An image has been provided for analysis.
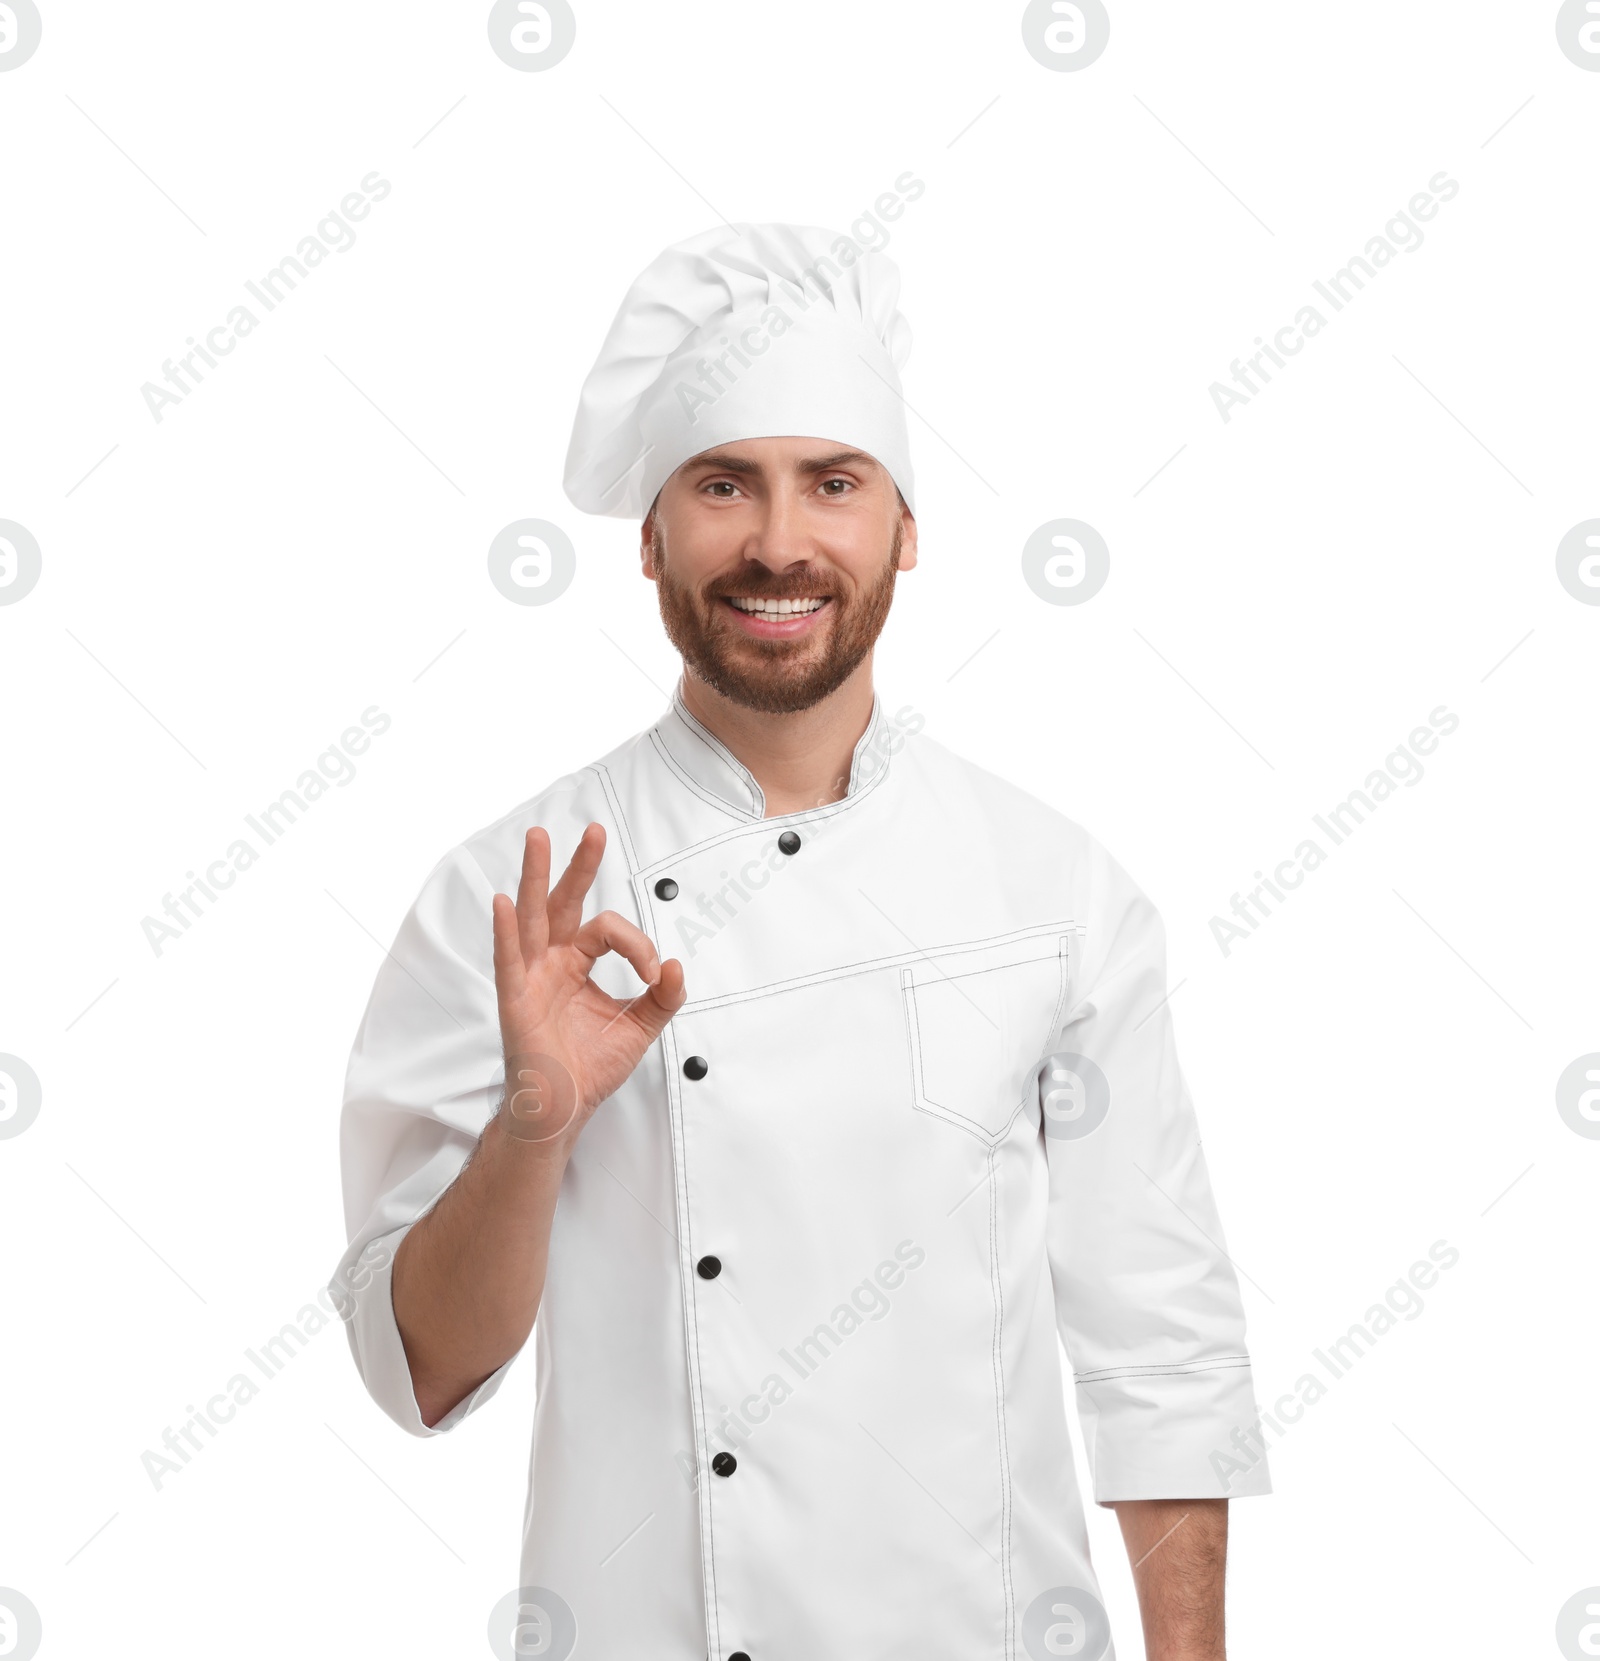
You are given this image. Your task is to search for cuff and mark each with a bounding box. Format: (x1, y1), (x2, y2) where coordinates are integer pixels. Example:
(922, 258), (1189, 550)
(335, 1223), (515, 1438)
(1075, 1356), (1274, 1501)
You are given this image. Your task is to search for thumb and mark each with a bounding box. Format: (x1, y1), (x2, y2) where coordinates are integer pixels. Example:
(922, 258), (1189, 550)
(622, 957), (686, 1040)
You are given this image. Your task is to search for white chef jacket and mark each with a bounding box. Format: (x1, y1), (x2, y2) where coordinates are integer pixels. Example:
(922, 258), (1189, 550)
(331, 680), (1270, 1661)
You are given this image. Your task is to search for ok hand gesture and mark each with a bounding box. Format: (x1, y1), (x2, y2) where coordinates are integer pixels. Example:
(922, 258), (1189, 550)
(491, 822), (686, 1150)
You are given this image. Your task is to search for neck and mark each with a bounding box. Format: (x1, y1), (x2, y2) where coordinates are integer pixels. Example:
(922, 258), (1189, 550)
(678, 660), (875, 818)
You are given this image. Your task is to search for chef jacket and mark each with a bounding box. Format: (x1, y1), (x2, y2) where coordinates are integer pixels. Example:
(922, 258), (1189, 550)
(331, 679), (1270, 1661)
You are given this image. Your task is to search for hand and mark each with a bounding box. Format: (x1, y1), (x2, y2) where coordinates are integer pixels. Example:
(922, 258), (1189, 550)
(491, 822), (685, 1151)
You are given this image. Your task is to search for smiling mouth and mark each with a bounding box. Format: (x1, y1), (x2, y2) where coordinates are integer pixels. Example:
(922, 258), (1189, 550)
(723, 596), (829, 618)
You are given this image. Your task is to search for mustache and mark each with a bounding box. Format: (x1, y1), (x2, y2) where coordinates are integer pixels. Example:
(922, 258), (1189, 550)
(706, 579), (840, 601)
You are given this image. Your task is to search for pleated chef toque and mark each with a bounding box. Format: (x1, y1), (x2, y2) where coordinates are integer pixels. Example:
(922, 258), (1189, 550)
(562, 222), (916, 520)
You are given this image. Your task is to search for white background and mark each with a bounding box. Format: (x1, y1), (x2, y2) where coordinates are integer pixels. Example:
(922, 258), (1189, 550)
(2, 2), (1596, 1657)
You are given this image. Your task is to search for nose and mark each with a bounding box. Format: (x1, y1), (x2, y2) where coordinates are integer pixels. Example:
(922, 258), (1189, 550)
(741, 482), (813, 575)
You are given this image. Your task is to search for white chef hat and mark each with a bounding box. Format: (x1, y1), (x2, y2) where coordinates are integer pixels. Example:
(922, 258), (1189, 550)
(562, 222), (915, 519)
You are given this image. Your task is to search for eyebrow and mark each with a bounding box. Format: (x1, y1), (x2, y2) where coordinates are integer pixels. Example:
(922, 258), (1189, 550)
(685, 448), (880, 478)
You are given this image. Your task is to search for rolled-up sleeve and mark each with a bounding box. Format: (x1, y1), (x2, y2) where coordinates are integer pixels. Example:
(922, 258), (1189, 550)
(328, 843), (518, 1437)
(1043, 834), (1271, 1501)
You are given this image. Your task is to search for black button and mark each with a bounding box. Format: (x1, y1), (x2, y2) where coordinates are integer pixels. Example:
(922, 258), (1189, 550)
(696, 1255), (721, 1279)
(711, 1451), (737, 1477)
(777, 830), (801, 855)
(729, 1654), (751, 1661)
(683, 1055), (709, 1080)
(654, 877), (678, 900)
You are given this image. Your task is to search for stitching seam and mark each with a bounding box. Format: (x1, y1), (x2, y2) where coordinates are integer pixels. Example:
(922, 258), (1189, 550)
(662, 1013), (719, 1653)
(601, 761), (720, 1651)
(1073, 1356), (1253, 1382)
(672, 690), (768, 816)
(648, 730), (757, 825)
(680, 920), (1078, 1016)
(590, 762), (641, 874)
(637, 740), (897, 873)
(988, 1146), (1017, 1658)
(901, 936), (1073, 1146)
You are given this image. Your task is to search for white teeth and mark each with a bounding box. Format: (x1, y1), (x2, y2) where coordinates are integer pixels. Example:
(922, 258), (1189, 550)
(728, 597), (825, 616)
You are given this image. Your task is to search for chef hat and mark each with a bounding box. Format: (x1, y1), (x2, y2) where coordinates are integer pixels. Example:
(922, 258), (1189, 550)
(563, 222), (915, 519)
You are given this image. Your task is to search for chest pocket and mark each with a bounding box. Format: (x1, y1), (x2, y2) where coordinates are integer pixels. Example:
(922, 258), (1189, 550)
(899, 929), (1073, 1143)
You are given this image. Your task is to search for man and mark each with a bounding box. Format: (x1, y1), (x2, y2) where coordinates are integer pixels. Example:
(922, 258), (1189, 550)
(332, 222), (1270, 1661)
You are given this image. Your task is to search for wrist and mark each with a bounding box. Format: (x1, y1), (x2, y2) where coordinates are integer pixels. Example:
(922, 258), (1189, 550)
(499, 1049), (585, 1151)
(481, 1098), (579, 1173)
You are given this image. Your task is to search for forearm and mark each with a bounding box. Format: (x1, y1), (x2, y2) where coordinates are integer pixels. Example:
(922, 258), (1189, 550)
(391, 1106), (570, 1427)
(1110, 1497), (1228, 1661)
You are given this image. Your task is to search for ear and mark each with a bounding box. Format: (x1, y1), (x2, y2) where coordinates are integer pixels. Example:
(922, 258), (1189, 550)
(895, 501), (918, 573)
(640, 511), (659, 580)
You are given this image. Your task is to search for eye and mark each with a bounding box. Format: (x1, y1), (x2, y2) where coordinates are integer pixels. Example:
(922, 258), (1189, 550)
(819, 476), (853, 497)
(704, 479), (741, 499)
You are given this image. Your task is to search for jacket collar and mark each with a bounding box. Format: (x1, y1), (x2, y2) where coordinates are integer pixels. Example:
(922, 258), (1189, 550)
(651, 676), (893, 822)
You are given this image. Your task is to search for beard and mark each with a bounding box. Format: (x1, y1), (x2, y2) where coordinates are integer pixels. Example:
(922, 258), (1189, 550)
(651, 519), (902, 715)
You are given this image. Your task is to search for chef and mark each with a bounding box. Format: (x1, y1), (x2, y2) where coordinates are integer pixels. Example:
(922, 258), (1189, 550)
(331, 222), (1270, 1661)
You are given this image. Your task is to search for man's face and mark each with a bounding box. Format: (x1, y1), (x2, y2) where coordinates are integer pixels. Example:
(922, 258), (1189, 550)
(641, 436), (918, 715)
